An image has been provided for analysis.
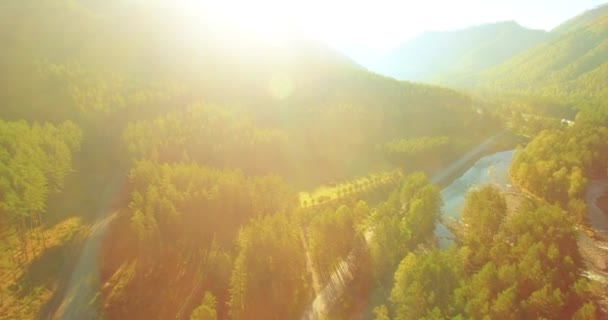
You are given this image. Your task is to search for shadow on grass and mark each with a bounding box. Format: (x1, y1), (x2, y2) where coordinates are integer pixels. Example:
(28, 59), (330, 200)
(35, 236), (85, 320)
(13, 240), (78, 299)
(45, 171), (128, 226)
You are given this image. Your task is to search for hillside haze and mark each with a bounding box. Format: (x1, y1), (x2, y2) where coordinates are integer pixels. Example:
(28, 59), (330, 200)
(481, 3), (608, 107)
(0, 0), (493, 189)
(370, 21), (549, 86)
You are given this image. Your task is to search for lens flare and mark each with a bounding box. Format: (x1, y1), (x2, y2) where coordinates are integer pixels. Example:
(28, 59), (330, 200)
(268, 73), (294, 100)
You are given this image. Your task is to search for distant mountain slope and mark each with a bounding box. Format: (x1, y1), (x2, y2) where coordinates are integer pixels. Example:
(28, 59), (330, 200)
(552, 3), (608, 35)
(371, 21), (549, 86)
(481, 4), (608, 107)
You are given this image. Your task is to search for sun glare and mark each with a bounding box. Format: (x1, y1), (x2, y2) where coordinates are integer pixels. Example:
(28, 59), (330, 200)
(179, 0), (298, 44)
(175, 0), (419, 51)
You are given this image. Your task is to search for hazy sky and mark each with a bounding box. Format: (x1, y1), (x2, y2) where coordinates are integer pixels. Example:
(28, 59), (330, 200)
(186, 0), (606, 50)
(300, 0), (608, 50)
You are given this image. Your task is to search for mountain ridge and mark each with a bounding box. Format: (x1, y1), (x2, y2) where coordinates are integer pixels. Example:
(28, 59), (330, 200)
(480, 3), (608, 107)
(369, 21), (549, 86)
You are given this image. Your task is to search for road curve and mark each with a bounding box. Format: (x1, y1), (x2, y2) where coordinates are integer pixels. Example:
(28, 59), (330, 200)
(41, 171), (126, 320)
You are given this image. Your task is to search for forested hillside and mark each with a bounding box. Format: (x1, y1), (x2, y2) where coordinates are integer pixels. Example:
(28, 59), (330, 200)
(371, 21), (548, 86)
(481, 4), (608, 109)
(0, 1), (502, 319)
(0, 0), (498, 186)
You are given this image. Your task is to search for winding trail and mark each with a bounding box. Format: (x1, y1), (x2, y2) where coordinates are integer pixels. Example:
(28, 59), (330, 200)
(41, 172), (126, 320)
(301, 230), (323, 295)
(51, 212), (118, 320)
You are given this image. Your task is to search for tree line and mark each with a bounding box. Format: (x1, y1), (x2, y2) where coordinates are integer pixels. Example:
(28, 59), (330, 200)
(0, 119), (81, 274)
(510, 109), (608, 224)
(372, 185), (597, 320)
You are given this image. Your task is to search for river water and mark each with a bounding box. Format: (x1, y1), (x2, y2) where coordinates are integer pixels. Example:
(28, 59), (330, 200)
(587, 180), (608, 234)
(435, 149), (515, 246)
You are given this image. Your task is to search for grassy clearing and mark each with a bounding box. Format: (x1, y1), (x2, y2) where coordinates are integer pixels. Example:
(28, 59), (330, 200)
(298, 169), (403, 207)
(0, 217), (85, 320)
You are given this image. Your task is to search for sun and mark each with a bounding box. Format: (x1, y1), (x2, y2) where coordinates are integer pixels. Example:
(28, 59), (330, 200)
(174, 0), (400, 50)
(179, 0), (296, 44)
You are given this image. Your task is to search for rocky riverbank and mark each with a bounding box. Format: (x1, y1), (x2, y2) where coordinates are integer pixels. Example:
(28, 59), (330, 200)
(579, 179), (608, 316)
